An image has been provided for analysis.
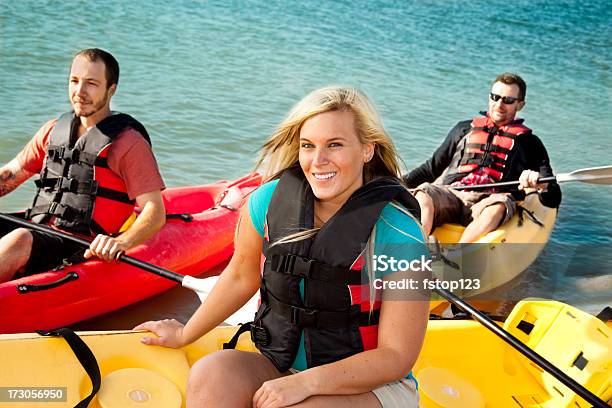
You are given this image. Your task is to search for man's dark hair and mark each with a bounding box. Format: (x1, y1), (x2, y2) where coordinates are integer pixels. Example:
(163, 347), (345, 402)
(493, 72), (526, 101)
(73, 48), (120, 88)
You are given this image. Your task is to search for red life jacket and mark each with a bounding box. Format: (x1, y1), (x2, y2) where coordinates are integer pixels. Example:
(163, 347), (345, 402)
(27, 112), (151, 236)
(229, 166), (420, 373)
(455, 115), (531, 181)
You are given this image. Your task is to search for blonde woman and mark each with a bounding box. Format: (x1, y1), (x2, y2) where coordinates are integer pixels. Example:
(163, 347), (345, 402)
(135, 86), (430, 407)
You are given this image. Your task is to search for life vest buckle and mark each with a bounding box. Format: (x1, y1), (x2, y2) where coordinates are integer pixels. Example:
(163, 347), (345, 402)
(275, 254), (315, 278)
(58, 177), (79, 193)
(89, 181), (99, 195)
(487, 125), (499, 136)
(48, 146), (65, 162)
(66, 148), (80, 163)
(292, 256), (314, 278)
(481, 155), (495, 166)
(49, 201), (59, 215)
(290, 305), (318, 328)
(250, 324), (271, 346)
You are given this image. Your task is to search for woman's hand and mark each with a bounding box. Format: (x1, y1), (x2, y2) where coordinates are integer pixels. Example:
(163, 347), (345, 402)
(253, 374), (313, 408)
(133, 319), (186, 348)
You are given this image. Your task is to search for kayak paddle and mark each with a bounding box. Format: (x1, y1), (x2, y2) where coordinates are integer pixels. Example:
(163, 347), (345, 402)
(449, 164), (612, 191)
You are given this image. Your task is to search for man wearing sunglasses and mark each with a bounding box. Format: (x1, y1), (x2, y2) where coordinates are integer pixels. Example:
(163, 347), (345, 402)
(403, 72), (561, 243)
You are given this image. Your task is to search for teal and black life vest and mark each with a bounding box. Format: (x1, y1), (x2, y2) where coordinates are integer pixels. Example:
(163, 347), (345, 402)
(26, 111), (151, 236)
(225, 166), (421, 373)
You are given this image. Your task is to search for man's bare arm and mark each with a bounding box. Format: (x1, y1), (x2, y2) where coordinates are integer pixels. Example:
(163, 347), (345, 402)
(0, 159), (36, 197)
(84, 190), (166, 262)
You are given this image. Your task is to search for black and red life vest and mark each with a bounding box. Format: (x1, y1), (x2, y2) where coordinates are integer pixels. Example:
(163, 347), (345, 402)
(26, 111), (151, 236)
(237, 166), (420, 373)
(450, 115), (531, 182)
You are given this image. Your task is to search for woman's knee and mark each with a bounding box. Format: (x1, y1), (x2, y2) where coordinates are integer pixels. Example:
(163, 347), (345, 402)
(187, 350), (277, 406)
(188, 351), (238, 395)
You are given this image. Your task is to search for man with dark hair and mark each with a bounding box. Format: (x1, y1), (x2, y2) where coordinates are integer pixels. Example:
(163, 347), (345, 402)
(0, 48), (166, 283)
(74, 48), (120, 88)
(404, 72), (561, 242)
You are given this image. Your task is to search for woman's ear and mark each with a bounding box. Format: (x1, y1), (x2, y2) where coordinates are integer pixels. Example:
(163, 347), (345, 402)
(364, 143), (375, 163)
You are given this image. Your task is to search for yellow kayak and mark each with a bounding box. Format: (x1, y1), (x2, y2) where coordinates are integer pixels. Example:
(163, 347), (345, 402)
(415, 300), (611, 407)
(431, 191), (558, 300)
(1, 300), (609, 407)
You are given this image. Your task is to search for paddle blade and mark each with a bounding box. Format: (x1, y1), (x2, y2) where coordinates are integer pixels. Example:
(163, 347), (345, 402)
(557, 165), (612, 185)
(181, 275), (259, 325)
(181, 275), (216, 302)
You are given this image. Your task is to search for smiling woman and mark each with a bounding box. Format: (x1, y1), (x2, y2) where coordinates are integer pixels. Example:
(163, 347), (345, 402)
(136, 86), (430, 408)
(298, 110), (375, 220)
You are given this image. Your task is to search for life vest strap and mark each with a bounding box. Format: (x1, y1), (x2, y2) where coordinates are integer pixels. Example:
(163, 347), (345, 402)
(96, 187), (134, 204)
(46, 144), (109, 168)
(267, 291), (379, 329)
(269, 254), (363, 285)
(223, 322), (272, 350)
(462, 154), (506, 171)
(28, 202), (87, 222)
(35, 177), (99, 195)
(34, 178), (133, 204)
(465, 143), (511, 155)
(470, 126), (520, 139)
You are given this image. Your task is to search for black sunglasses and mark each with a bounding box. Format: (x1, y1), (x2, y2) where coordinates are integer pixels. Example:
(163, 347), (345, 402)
(490, 93), (521, 105)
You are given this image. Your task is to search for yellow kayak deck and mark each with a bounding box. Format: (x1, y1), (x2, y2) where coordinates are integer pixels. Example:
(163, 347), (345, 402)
(415, 300), (611, 407)
(1, 300), (609, 407)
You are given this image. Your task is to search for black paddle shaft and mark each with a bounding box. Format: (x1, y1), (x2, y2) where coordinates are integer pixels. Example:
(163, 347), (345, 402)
(435, 287), (608, 407)
(0, 212), (184, 284)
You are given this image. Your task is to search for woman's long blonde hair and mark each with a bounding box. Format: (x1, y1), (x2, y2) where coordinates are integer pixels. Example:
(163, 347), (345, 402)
(256, 87), (416, 314)
(255, 86), (403, 182)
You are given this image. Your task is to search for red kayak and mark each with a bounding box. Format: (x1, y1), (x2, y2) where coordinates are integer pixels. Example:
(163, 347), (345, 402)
(0, 173), (261, 333)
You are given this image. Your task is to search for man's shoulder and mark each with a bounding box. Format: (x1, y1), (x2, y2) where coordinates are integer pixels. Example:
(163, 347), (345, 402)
(519, 133), (549, 154)
(39, 118), (59, 135)
(106, 127), (156, 169)
(33, 118), (59, 147)
(446, 119), (473, 140)
(514, 124), (542, 142)
(449, 118), (473, 131)
(112, 127), (152, 149)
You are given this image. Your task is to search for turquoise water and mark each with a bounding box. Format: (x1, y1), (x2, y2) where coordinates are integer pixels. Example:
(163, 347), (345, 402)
(1, 1), (610, 310)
